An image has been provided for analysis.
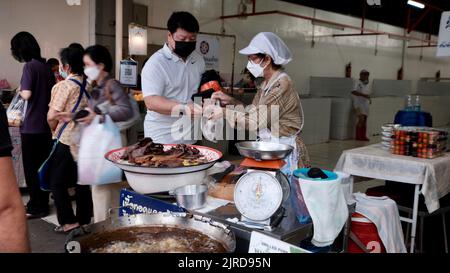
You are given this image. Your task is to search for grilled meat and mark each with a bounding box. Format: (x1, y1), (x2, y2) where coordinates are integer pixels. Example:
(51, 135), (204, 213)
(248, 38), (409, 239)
(123, 139), (207, 167)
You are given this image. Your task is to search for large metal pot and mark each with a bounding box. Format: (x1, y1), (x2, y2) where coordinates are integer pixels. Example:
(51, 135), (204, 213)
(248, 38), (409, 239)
(65, 212), (236, 253)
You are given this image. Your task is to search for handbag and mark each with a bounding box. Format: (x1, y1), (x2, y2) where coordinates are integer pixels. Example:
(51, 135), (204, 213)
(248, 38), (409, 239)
(38, 79), (89, 191)
(96, 79), (140, 131)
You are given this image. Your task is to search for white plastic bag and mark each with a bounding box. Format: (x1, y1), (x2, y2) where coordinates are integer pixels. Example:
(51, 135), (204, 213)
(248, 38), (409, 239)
(6, 90), (27, 127)
(78, 115), (123, 185)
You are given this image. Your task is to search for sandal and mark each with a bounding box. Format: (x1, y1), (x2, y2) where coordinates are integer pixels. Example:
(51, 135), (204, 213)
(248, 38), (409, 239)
(54, 225), (80, 234)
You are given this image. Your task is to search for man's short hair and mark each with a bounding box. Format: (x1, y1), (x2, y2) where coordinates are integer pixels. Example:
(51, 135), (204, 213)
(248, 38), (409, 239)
(167, 11), (200, 34)
(360, 69), (370, 75)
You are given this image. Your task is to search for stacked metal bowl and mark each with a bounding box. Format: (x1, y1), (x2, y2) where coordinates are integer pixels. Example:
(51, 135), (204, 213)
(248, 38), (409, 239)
(381, 123), (401, 151)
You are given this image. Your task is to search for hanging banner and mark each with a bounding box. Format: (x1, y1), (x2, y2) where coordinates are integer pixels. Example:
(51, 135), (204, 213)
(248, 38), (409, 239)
(129, 24), (148, 56)
(196, 34), (220, 70)
(437, 11), (450, 57)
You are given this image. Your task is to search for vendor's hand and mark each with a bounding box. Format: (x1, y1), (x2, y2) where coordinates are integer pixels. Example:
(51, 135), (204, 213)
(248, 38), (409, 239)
(211, 91), (235, 106)
(76, 108), (96, 125)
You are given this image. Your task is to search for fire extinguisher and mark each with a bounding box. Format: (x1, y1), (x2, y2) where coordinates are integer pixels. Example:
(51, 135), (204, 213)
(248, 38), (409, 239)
(345, 63), (352, 78)
(397, 67), (403, 80)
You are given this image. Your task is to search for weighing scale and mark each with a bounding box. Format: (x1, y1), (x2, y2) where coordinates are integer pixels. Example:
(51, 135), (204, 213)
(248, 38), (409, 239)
(234, 156), (292, 231)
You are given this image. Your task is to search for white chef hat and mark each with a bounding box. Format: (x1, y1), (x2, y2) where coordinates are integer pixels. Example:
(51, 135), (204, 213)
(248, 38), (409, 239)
(360, 69), (370, 75)
(239, 32), (293, 66)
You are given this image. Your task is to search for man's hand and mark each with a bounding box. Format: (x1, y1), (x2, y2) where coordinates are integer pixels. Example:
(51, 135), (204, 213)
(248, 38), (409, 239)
(171, 103), (202, 119)
(145, 95), (184, 116)
(352, 91), (371, 102)
(186, 102), (203, 119)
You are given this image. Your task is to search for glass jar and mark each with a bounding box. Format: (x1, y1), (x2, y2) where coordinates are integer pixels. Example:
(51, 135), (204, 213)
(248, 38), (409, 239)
(413, 95), (421, 112)
(404, 95), (414, 111)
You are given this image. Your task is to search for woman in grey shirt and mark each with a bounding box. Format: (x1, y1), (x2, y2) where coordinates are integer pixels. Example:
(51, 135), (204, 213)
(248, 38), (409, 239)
(79, 45), (133, 124)
(83, 45), (134, 223)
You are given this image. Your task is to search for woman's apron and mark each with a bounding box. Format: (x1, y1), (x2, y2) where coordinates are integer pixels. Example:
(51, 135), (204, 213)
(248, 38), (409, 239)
(257, 72), (302, 177)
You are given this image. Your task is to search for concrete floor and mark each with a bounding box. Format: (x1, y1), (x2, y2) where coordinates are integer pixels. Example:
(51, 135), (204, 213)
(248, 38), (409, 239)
(24, 139), (385, 253)
(28, 219), (68, 253)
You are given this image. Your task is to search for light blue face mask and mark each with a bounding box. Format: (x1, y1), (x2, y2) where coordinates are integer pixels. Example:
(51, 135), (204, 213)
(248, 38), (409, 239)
(59, 66), (68, 79)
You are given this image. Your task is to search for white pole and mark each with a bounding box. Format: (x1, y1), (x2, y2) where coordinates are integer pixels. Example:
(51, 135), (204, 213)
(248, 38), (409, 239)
(115, 0), (123, 79)
(88, 0), (96, 45)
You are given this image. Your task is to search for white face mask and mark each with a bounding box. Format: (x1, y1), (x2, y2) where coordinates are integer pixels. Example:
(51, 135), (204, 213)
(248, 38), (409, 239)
(59, 66), (68, 79)
(84, 66), (101, 81)
(246, 59), (267, 78)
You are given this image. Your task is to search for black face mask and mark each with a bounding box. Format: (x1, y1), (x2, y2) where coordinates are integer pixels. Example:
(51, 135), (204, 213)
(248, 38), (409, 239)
(174, 41), (196, 58)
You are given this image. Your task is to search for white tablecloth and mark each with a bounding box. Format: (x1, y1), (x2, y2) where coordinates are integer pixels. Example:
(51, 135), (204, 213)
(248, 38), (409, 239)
(335, 144), (450, 213)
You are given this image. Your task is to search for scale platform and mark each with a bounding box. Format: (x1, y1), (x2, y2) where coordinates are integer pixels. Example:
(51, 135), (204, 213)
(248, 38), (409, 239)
(240, 158), (286, 170)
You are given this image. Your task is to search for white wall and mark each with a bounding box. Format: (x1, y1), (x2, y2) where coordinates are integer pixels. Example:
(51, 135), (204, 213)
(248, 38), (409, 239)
(134, 0), (450, 95)
(0, 0), (93, 87)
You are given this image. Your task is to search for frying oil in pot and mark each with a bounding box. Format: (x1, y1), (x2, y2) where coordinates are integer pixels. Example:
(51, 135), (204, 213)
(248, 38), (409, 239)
(86, 227), (227, 253)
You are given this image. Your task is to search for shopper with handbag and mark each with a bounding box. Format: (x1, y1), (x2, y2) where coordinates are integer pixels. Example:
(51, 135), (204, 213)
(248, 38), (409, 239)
(56, 45), (134, 223)
(46, 47), (92, 233)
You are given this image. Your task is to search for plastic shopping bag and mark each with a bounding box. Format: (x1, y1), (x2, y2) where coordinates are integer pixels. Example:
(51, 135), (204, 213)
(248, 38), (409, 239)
(78, 115), (123, 185)
(6, 91), (27, 127)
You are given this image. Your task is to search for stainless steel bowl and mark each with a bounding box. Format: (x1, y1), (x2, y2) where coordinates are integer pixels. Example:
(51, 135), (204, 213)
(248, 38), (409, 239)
(235, 141), (294, 161)
(172, 184), (208, 210)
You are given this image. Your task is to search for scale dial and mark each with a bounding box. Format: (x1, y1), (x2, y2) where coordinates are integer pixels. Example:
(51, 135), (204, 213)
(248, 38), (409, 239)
(234, 171), (283, 222)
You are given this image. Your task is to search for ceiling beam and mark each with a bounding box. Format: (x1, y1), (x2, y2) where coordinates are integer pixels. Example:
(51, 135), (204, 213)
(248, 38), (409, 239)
(220, 9), (437, 44)
(408, 7), (432, 33)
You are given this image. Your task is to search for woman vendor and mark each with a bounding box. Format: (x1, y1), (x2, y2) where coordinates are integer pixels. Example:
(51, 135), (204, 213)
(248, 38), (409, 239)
(211, 32), (310, 174)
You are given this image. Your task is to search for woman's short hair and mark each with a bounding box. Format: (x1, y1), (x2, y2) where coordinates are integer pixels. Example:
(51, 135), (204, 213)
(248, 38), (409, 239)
(84, 45), (113, 73)
(69, 43), (85, 52)
(60, 47), (85, 75)
(255, 53), (282, 70)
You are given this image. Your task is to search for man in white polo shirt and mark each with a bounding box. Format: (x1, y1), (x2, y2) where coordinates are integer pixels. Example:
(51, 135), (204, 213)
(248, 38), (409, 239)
(142, 12), (205, 144)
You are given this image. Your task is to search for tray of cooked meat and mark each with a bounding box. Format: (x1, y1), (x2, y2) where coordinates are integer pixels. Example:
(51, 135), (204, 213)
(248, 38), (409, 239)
(105, 138), (223, 175)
